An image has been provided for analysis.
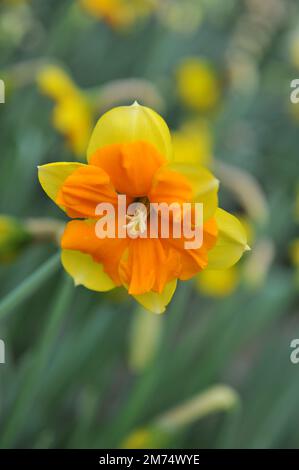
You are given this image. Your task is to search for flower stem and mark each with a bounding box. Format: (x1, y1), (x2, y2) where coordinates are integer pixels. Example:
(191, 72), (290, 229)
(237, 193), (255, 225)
(0, 253), (61, 321)
(24, 218), (64, 244)
(155, 385), (239, 432)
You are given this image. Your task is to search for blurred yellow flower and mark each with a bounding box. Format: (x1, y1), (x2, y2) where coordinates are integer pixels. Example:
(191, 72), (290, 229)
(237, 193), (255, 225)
(289, 98), (299, 127)
(176, 57), (221, 112)
(122, 428), (165, 449)
(289, 31), (299, 70)
(196, 266), (238, 297)
(295, 185), (299, 223)
(172, 119), (213, 167)
(38, 102), (248, 314)
(290, 240), (299, 287)
(0, 216), (31, 263)
(290, 239), (299, 268)
(37, 65), (93, 158)
(80, 0), (156, 28)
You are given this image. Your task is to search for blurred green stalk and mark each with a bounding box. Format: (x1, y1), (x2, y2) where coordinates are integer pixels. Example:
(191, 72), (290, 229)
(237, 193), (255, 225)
(1, 274), (73, 448)
(122, 385), (240, 449)
(0, 253), (60, 321)
(155, 385), (239, 432)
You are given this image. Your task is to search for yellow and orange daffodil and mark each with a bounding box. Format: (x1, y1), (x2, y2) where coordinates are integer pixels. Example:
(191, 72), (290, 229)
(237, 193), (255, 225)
(80, 0), (156, 29)
(38, 102), (248, 314)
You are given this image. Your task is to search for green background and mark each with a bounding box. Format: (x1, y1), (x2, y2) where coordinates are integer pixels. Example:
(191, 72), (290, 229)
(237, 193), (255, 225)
(0, 0), (298, 449)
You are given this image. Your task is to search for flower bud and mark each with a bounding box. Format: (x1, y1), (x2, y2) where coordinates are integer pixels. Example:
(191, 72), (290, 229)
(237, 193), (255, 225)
(0, 216), (32, 263)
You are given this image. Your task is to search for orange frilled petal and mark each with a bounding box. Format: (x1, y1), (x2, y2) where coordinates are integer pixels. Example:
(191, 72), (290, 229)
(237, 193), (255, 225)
(163, 217), (218, 281)
(60, 216), (217, 296)
(119, 237), (181, 296)
(89, 140), (166, 198)
(56, 165), (119, 218)
(118, 217), (217, 296)
(147, 166), (193, 206)
(61, 219), (128, 285)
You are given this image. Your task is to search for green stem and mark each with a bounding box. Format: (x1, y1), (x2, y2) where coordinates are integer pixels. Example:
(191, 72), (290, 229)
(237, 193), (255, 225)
(0, 253), (61, 321)
(1, 274), (73, 448)
(155, 385), (239, 432)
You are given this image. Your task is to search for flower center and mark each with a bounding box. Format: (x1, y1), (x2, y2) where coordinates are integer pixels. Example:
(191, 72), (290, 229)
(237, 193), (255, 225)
(125, 204), (148, 236)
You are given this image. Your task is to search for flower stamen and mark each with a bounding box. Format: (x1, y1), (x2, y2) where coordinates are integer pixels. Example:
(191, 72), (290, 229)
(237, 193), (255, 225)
(124, 205), (148, 236)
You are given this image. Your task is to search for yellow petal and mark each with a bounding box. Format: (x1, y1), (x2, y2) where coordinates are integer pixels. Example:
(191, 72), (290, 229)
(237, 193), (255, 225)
(61, 249), (116, 292)
(87, 101), (172, 162)
(133, 279), (177, 314)
(167, 162), (219, 221)
(207, 208), (249, 269)
(38, 162), (86, 208)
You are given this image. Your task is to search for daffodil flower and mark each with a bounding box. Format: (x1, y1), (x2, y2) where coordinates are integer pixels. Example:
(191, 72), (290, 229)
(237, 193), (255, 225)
(37, 65), (93, 158)
(80, 0), (156, 29)
(176, 57), (221, 112)
(0, 216), (32, 263)
(38, 102), (248, 314)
